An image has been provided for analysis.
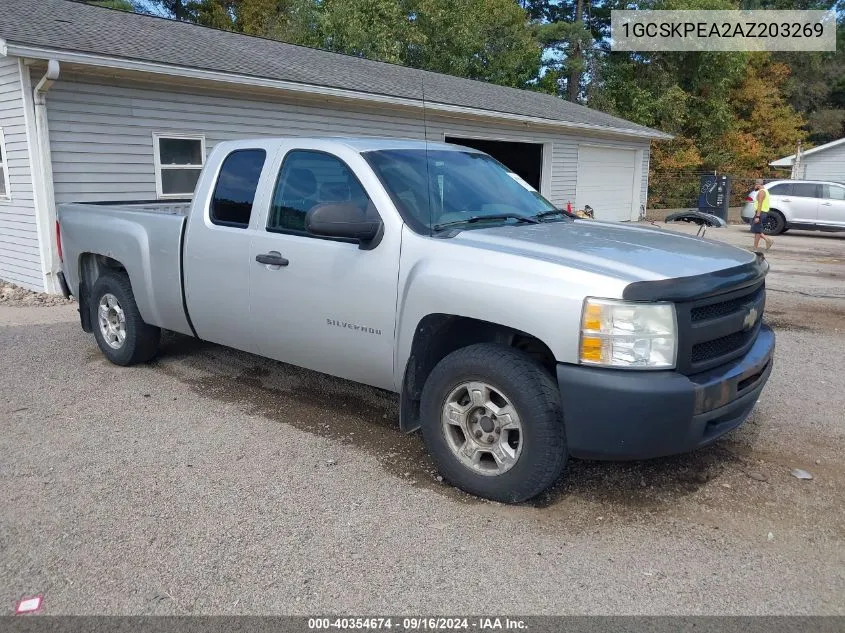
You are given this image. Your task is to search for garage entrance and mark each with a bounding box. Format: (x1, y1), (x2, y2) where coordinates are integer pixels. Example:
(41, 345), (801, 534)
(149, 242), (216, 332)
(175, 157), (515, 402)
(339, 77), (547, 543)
(576, 145), (639, 222)
(445, 136), (544, 191)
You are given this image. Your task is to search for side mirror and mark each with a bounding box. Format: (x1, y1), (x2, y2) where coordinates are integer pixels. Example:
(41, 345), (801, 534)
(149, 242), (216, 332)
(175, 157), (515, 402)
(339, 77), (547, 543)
(305, 203), (381, 244)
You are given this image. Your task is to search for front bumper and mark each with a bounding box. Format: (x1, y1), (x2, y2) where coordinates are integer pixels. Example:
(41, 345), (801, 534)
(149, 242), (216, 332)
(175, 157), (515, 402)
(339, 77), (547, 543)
(557, 325), (775, 460)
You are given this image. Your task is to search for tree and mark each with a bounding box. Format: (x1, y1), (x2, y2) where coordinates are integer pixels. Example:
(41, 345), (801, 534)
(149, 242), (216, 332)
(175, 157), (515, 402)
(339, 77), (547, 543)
(86, 0), (136, 10)
(145, 0), (539, 88)
(188, 0), (320, 43)
(318, 0), (410, 64)
(526, 0), (597, 101)
(716, 55), (807, 174)
(408, 0), (541, 87)
(146, 0), (192, 20)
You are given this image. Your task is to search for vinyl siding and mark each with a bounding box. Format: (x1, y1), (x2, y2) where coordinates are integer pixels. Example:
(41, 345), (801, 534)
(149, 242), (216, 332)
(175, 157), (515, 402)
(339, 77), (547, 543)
(0, 56), (41, 290)
(802, 143), (845, 182)
(552, 137), (649, 217)
(45, 71), (651, 215)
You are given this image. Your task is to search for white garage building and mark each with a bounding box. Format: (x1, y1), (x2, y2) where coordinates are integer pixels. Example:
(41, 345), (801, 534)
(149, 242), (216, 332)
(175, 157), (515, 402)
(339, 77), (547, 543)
(770, 137), (845, 182)
(0, 0), (668, 293)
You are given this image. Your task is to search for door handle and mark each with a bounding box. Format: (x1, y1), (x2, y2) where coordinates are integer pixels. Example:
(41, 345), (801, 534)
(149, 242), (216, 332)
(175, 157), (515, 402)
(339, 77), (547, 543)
(821, 202), (832, 206)
(256, 252), (289, 267)
(781, 198), (791, 202)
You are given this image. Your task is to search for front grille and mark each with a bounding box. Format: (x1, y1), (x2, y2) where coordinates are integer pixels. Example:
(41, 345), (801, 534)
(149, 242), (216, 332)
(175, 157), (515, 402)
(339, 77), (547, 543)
(691, 329), (755, 363)
(675, 281), (766, 375)
(690, 287), (764, 322)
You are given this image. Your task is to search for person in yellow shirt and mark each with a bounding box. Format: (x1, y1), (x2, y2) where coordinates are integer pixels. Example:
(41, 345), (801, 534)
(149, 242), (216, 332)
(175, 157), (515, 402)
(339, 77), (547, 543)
(751, 179), (774, 251)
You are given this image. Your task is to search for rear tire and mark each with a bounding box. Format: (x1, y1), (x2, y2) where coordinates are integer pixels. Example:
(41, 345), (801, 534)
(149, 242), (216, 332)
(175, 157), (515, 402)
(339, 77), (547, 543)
(763, 210), (786, 235)
(90, 272), (160, 366)
(420, 343), (567, 503)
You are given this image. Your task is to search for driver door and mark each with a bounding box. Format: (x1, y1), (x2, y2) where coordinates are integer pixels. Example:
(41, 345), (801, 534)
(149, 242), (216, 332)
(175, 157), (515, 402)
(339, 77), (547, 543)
(248, 147), (400, 390)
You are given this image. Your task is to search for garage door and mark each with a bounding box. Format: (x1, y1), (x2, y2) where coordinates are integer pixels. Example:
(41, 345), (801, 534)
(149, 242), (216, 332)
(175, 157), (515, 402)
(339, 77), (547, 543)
(576, 146), (638, 222)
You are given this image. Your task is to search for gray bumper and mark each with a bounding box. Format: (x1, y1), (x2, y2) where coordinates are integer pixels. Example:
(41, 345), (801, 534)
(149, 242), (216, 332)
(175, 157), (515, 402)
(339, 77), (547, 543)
(557, 325), (775, 460)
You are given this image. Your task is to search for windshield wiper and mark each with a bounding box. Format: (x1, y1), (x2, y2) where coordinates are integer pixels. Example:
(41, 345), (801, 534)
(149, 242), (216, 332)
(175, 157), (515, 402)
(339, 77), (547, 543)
(533, 208), (576, 221)
(432, 213), (539, 232)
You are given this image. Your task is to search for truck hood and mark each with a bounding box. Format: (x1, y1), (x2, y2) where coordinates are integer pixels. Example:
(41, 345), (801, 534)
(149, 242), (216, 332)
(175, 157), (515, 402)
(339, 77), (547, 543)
(451, 220), (756, 283)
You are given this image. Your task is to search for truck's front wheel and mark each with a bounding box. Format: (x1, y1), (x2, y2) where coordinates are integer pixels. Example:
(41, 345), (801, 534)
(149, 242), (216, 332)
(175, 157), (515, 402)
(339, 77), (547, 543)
(420, 344), (567, 503)
(90, 272), (160, 366)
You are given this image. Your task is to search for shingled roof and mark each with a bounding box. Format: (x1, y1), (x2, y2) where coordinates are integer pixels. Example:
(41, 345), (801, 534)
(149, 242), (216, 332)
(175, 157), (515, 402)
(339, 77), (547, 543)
(0, 0), (669, 139)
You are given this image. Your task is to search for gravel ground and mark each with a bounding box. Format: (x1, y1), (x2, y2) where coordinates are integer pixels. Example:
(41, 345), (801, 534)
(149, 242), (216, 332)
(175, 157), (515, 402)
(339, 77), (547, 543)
(0, 280), (75, 307)
(0, 225), (843, 615)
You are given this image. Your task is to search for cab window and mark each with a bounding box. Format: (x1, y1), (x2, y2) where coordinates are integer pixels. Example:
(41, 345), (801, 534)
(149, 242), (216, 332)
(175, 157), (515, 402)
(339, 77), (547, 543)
(268, 150), (375, 235)
(210, 149), (267, 228)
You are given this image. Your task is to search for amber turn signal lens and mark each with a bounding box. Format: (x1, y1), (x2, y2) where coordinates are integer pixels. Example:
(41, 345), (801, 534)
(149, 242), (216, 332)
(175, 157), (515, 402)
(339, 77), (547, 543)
(580, 336), (603, 362)
(583, 302), (603, 332)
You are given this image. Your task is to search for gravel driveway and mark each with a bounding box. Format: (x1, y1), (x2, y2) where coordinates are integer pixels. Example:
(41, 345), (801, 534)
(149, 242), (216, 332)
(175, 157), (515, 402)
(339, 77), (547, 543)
(1, 226), (843, 615)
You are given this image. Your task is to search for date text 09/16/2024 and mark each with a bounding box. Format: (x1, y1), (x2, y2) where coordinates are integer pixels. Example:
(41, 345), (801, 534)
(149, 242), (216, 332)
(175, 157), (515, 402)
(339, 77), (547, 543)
(307, 617), (528, 631)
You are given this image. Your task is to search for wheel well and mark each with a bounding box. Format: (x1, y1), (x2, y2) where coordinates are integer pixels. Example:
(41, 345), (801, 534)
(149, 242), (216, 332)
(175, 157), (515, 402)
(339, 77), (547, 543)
(77, 253), (127, 332)
(399, 314), (556, 432)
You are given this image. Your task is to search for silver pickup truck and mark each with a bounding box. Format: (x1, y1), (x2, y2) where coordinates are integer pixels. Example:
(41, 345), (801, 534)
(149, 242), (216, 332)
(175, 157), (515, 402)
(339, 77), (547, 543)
(57, 137), (775, 503)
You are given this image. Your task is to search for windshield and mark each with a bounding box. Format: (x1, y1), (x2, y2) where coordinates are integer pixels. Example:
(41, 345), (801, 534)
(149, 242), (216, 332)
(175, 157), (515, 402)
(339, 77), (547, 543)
(362, 149), (557, 234)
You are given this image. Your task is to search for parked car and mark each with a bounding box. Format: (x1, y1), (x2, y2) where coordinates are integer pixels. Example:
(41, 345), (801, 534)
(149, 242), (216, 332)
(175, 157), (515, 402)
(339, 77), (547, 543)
(56, 138), (775, 503)
(741, 179), (845, 235)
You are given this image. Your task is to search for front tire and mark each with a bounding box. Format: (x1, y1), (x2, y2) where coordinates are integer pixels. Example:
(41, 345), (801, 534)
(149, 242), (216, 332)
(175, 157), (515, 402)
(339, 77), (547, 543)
(90, 272), (160, 366)
(420, 343), (567, 503)
(763, 210), (786, 235)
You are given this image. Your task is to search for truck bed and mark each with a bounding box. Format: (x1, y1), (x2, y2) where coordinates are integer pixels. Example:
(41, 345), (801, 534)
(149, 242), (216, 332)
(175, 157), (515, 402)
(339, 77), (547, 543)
(57, 200), (193, 337)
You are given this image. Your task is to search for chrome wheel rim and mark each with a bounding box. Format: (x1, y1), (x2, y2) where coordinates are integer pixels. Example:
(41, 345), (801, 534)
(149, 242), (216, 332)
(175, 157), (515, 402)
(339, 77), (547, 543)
(98, 293), (127, 350)
(441, 381), (523, 476)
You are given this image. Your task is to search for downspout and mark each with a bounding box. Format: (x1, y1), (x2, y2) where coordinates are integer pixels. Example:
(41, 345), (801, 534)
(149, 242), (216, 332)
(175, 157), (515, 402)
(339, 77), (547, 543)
(33, 60), (60, 293)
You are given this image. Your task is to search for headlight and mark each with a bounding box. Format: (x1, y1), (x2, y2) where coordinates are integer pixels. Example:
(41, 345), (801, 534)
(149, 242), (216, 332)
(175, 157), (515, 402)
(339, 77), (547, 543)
(580, 298), (677, 369)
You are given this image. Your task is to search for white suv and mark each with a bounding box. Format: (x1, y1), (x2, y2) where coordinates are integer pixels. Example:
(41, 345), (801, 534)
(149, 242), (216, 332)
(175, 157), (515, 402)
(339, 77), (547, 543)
(741, 180), (845, 235)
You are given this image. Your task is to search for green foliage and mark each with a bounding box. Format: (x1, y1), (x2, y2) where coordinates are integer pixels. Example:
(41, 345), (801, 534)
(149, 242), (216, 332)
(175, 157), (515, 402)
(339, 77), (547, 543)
(140, 0), (540, 87)
(318, 0), (410, 64)
(409, 0), (541, 86)
(187, 0), (320, 43)
(86, 0), (136, 10)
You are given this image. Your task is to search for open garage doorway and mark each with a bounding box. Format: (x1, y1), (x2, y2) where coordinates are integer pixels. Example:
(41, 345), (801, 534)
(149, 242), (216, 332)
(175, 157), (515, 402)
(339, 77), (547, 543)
(445, 136), (544, 191)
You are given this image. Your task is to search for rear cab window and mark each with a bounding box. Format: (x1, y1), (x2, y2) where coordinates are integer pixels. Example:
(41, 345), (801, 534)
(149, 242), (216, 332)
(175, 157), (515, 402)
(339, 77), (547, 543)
(210, 149), (268, 228)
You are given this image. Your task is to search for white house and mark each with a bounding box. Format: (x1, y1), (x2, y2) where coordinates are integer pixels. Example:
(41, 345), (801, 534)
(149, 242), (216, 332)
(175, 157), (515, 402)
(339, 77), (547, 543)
(0, 0), (669, 293)
(770, 137), (845, 182)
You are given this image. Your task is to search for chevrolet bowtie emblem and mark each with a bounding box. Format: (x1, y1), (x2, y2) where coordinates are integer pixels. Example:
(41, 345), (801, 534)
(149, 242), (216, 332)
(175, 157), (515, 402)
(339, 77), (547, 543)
(743, 305), (759, 330)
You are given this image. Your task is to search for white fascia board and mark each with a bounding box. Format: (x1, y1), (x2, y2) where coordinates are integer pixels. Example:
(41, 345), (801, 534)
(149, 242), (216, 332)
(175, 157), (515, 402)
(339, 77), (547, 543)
(769, 157), (795, 166)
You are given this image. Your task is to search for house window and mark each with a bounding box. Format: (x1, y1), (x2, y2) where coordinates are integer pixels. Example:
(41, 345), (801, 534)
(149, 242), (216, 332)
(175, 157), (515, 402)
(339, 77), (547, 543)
(153, 134), (205, 198)
(0, 128), (10, 201)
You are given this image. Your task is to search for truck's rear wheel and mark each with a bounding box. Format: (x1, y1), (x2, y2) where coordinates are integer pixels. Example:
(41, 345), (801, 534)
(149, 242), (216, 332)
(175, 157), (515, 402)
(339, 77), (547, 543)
(420, 343), (567, 503)
(90, 272), (160, 366)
